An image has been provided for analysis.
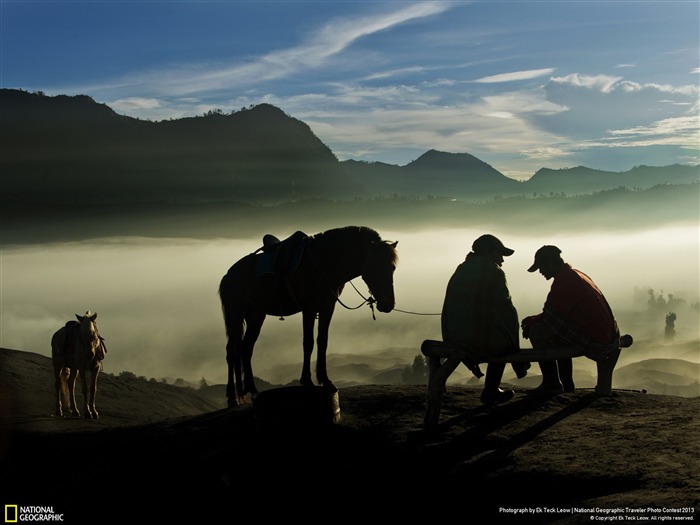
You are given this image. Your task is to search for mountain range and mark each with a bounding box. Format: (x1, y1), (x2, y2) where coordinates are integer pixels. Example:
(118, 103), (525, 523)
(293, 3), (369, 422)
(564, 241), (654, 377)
(2, 88), (698, 204)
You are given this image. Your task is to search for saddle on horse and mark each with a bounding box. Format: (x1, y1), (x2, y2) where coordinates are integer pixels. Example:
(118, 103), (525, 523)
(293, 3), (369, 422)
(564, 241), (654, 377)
(55, 320), (107, 361)
(255, 230), (308, 277)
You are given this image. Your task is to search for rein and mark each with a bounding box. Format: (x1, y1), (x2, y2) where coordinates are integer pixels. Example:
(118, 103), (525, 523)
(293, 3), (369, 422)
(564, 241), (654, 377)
(343, 280), (377, 320)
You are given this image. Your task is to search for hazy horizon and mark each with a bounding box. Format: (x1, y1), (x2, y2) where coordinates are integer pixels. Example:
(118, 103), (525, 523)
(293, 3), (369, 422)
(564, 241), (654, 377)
(1, 224), (698, 386)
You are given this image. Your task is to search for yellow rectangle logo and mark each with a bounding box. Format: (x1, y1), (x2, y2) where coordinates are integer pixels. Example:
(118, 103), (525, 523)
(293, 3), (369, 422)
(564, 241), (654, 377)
(5, 505), (18, 523)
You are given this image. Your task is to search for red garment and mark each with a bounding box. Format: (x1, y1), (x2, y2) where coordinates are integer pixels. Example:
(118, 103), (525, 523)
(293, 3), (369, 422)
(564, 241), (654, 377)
(528, 264), (616, 343)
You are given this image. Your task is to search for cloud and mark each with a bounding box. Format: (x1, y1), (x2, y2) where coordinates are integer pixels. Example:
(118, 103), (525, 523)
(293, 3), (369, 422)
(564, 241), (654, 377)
(83, 2), (453, 99)
(110, 97), (162, 111)
(606, 116), (700, 150)
(550, 73), (623, 93)
(537, 73), (700, 150)
(474, 68), (556, 84)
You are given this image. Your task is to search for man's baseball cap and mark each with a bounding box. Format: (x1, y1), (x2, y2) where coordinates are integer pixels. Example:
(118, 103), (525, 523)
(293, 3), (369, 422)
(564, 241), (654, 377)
(528, 245), (562, 272)
(472, 234), (514, 256)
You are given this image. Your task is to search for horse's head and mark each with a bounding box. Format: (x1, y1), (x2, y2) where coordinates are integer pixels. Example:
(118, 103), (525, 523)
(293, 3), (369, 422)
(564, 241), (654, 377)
(362, 240), (398, 313)
(75, 312), (100, 352)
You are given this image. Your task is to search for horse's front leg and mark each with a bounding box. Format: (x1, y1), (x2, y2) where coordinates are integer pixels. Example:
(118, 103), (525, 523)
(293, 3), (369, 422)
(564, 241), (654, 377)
(80, 369), (92, 419)
(88, 365), (100, 419)
(300, 310), (316, 386)
(67, 369), (80, 417)
(315, 303), (337, 392)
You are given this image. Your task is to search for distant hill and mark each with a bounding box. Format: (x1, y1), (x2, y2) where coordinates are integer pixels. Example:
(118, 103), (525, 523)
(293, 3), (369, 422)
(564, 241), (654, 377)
(2, 89), (697, 206)
(342, 149), (524, 200)
(0, 89), (364, 203)
(526, 164), (700, 196)
(614, 358), (700, 397)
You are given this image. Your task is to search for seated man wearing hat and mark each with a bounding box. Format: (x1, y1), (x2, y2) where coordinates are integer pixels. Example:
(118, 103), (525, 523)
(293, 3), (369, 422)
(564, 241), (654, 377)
(522, 245), (620, 394)
(441, 234), (529, 404)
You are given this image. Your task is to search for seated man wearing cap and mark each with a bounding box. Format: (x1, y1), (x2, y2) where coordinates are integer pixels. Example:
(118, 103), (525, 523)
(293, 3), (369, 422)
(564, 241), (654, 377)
(522, 245), (620, 394)
(441, 234), (529, 404)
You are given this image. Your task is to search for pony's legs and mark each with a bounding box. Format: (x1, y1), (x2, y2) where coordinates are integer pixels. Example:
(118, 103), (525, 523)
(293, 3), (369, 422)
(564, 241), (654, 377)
(87, 365), (100, 419)
(315, 303), (337, 391)
(300, 310), (316, 386)
(80, 369), (92, 419)
(54, 367), (68, 417)
(66, 369), (80, 417)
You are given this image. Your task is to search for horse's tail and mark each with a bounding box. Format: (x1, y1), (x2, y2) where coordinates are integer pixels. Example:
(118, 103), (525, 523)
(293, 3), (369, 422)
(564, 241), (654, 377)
(219, 273), (230, 331)
(218, 271), (239, 338)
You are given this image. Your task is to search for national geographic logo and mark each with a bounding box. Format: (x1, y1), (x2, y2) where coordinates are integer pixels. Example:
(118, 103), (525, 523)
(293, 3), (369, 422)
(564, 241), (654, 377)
(4, 505), (64, 522)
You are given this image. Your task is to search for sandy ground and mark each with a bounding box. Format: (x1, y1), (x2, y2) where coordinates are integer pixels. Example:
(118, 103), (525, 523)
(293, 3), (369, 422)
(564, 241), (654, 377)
(0, 347), (698, 523)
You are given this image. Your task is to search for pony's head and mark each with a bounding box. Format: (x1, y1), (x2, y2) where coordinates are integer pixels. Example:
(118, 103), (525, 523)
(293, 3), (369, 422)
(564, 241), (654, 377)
(75, 312), (99, 351)
(362, 240), (398, 313)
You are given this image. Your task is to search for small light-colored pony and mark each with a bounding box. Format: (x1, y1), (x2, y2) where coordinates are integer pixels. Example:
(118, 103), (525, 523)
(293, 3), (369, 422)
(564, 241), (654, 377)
(51, 312), (104, 419)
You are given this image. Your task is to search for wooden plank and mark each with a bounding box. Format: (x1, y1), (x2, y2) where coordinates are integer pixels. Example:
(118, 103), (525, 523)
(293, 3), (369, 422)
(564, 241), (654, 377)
(421, 339), (588, 364)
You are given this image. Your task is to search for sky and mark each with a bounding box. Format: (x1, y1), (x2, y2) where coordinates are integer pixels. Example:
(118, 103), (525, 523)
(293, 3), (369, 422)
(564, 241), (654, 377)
(1, 0), (699, 179)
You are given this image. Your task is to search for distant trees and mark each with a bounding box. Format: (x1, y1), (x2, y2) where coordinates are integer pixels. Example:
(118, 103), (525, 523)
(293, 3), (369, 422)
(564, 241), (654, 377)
(402, 354), (428, 385)
(665, 312), (677, 341)
(640, 288), (699, 340)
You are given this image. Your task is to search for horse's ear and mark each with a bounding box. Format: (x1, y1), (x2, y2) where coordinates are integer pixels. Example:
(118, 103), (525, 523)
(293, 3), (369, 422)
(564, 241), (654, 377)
(90, 313), (97, 321)
(391, 241), (398, 248)
(75, 314), (82, 321)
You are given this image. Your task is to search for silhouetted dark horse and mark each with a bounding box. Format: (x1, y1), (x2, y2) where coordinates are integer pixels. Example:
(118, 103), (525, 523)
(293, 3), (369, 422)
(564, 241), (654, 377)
(219, 226), (398, 407)
(51, 312), (105, 418)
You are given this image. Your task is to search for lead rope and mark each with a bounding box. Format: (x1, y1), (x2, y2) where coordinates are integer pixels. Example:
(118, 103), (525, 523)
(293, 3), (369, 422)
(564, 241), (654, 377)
(339, 280), (376, 320)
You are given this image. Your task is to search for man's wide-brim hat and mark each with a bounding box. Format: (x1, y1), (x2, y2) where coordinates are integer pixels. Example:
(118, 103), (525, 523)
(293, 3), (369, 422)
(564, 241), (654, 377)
(472, 234), (514, 256)
(528, 245), (562, 272)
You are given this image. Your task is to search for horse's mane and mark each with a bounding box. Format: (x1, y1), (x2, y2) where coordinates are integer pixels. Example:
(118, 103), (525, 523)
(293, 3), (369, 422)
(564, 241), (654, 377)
(313, 226), (381, 243)
(312, 226), (398, 265)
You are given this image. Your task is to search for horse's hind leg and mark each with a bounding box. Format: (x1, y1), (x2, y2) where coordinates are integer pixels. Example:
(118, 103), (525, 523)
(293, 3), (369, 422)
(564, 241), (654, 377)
(240, 309), (265, 401)
(54, 367), (67, 417)
(225, 312), (245, 408)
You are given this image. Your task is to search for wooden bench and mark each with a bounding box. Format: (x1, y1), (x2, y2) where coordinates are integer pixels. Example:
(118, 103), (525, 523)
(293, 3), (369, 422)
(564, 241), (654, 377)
(420, 335), (633, 432)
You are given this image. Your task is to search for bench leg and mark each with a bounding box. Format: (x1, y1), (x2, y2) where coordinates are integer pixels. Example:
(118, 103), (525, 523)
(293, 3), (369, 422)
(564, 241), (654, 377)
(595, 346), (621, 396)
(424, 356), (460, 432)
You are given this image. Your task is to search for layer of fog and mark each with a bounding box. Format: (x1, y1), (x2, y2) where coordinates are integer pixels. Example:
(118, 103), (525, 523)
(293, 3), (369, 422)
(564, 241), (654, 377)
(1, 225), (698, 386)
